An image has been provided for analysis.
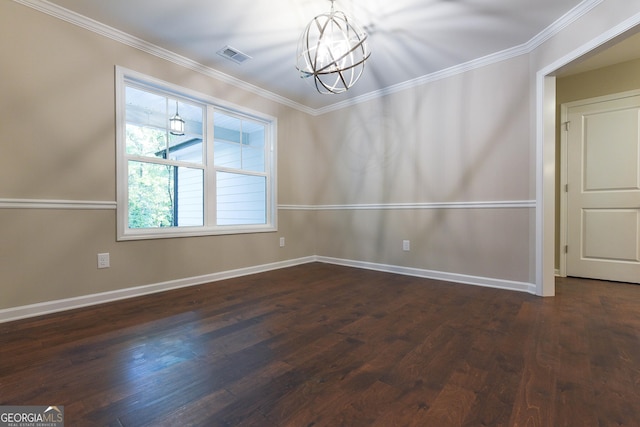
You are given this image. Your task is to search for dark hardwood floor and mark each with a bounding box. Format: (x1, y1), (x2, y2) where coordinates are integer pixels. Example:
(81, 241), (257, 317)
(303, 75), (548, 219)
(1, 263), (639, 426)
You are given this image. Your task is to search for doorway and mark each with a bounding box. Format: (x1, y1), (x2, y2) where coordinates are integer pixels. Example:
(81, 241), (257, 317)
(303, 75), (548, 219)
(559, 91), (640, 284)
(537, 20), (640, 296)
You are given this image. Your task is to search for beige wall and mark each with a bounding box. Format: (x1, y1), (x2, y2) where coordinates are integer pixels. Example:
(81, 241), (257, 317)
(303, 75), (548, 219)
(312, 56), (534, 283)
(558, 58), (640, 103)
(2, 0), (640, 312)
(0, 1), (317, 310)
(314, 57), (532, 204)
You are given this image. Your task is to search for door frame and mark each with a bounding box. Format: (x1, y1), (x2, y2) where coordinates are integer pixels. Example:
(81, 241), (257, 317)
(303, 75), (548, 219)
(558, 89), (640, 278)
(536, 13), (640, 296)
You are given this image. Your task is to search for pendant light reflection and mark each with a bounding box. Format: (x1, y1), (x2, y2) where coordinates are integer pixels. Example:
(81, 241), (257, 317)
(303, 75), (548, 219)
(296, 0), (370, 94)
(169, 100), (185, 136)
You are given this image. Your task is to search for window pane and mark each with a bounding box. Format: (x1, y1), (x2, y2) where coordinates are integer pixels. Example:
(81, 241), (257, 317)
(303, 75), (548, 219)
(126, 86), (204, 163)
(128, 161), (174, 228)
(176, 166), (204, 227)
(125, 87), (168, 157)
(242, 146), (265, 172)
(214, 139), (241, 168)
(214, 112), (241, 168)
(216, 172), (266, 225)
(126, 123), (167, 158)
(214, 112), (266, 172)
(128, 161), (203, 228)
(168, 100), (204, 164)
(242, 122), (265, 172)
(243, 121), (265, 149)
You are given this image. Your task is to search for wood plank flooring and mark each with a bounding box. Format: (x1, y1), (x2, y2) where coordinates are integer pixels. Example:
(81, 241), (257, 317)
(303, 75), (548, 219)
(1, 263), (639, 426)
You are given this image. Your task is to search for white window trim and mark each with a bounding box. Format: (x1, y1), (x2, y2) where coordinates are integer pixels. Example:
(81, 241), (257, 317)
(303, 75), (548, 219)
(115, 66), (277, 241)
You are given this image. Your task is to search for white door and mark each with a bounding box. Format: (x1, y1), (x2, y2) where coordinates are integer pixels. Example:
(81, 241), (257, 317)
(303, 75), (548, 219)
(566, 93), (640, 284)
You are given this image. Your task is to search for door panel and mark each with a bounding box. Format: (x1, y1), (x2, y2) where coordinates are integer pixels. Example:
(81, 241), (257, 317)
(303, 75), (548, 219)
(583, 110), (639, 191)
(566, 94), (640, 284)
(582, 209), (639, 262)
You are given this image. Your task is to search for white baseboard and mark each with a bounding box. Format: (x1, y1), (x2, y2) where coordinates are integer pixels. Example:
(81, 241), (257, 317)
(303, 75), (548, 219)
(317, 256), (537, 294)
(0, 255), (536, 323)
(0, 257), (315, 324)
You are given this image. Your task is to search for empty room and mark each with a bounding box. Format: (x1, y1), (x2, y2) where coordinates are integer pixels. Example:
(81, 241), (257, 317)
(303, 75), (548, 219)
(1, 0), (639, 425)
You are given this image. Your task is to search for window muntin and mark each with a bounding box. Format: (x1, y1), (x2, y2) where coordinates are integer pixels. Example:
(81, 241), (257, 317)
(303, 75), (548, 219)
(116, 67), (276, 240)
(213, 112), (265, 173)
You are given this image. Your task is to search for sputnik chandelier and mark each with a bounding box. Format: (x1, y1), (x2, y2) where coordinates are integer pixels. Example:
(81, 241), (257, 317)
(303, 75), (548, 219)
(296, 0), (370, 94)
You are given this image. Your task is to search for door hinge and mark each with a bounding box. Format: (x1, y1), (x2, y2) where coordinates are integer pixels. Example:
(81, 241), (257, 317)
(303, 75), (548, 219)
(563, 121), (570, 131)
(565, 184), (569, 193)
(565, 245), (569, 254)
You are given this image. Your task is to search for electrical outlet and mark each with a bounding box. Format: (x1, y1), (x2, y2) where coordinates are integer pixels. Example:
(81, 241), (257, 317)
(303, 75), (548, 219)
(279, 237), (285, 247)
(402, 240), (410, 251)
(97, 253), (110, 269)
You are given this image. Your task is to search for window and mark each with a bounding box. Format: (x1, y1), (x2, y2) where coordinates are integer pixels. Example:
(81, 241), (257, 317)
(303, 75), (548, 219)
(116, 67), (276, 240)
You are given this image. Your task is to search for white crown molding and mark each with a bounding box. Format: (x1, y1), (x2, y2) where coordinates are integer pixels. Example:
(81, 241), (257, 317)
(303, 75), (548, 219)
(314, 0), (605, 115)
(318, 0), (605, 115)
(0, 255), (535, 323)
(0, 198), (116, 210)
(14, 0), (605, 116)
(314, 43), (533, 115)
(525, 0), (604, 51)
(11, 0), (317, 116)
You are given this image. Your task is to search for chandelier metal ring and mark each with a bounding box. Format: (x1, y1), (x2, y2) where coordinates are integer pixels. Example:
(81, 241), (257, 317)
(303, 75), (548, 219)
(296, 1), (371, 94)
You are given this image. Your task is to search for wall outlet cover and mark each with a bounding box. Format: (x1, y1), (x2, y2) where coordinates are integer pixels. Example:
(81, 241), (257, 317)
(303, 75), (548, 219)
(97, 253), (110, 269)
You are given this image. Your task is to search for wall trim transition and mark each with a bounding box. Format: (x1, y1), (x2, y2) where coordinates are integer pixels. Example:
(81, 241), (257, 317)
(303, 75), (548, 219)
(11, 0), (315, 115)
(279, 200), (536, 211)
(1, 199), (535, 211)
(0, 256), (536, 324)
(0, 198), (117, 210)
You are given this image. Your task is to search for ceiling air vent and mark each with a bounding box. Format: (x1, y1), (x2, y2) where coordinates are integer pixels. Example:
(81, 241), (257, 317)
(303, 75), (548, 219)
(216, 45), (252, 64)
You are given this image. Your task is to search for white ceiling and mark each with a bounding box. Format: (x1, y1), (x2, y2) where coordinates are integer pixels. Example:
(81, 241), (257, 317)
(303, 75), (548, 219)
(32, 0), (640, 111)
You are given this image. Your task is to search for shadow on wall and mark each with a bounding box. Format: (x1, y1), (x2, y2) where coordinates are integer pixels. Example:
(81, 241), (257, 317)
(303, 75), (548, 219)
(310, 50), (530, 277)
(1, 39), (116, 201)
